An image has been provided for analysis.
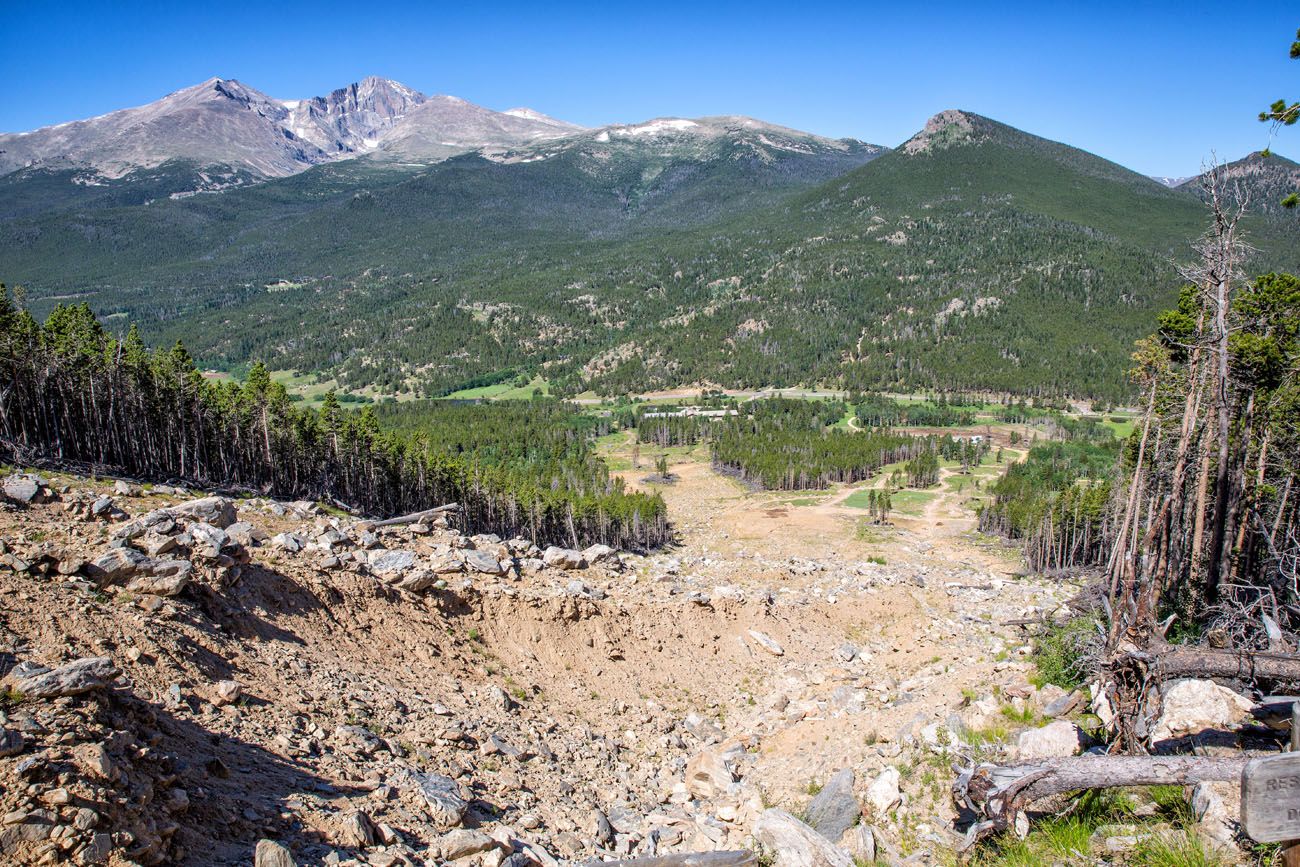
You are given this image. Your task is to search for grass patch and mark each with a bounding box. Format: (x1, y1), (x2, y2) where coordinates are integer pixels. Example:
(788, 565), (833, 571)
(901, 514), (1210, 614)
(1129, 832), (1227, 867)
(443, 375), (551, 401)
(965, 785), (1227, 867)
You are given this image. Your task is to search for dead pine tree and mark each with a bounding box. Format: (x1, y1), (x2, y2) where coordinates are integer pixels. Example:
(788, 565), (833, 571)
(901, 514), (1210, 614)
(1102, 162), (1256, 750)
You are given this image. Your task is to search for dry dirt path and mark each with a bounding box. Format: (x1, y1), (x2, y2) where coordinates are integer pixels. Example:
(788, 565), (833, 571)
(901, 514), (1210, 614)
(603, 440), (1071, 826)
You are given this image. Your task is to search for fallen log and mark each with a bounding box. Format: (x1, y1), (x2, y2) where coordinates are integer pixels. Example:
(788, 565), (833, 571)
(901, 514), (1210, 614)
(1117, 643), (1300, 685)
(579, 853), (757, 867)
(953, 755), (1250, 848)
(371, 504), (460, 528)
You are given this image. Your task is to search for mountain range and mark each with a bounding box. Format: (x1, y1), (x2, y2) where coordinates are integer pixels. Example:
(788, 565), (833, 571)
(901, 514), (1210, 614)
(0, 77), (1296, 403)
(0, 76), (583, 182)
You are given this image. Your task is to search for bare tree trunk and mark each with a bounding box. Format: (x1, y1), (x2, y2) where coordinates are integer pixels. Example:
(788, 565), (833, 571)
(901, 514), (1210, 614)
(955, 755), (1249, 848)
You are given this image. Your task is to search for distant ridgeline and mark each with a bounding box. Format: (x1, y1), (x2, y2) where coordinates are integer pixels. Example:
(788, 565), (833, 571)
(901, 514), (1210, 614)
(0, 298), (669, 550)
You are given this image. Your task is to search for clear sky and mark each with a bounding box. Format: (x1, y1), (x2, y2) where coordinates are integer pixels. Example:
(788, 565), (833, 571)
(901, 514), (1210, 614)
(1, 1), (1295, 177)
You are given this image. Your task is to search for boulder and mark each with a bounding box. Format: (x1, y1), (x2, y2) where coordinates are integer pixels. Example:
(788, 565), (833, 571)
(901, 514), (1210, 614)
(1151, 679), (1254, 742)
(0, 727), (27, 757)
(747, 629), (784, 656)
(189, 522), (231, 556)
(1042, 690), (1083, 719)
(89, 547), (151, 583)
(412, 772), (468, 829)
(463, 549), (507, 575)
(685, 746), (741, 799)
(1, 474), (43, 504)
(753, 809), (854, 867)
(864, 767), (901, 816)
(430, 554), (465, 574)
(581, 543), (616, 563)
(270, 532), (304, 553)
(226, 521), (268, 547)
(15, 657), (119, 699)
(254, 840), (298, 867)
(125, 559), (192, 597)
(1016, 720), (1085, 760)
(164, 496), (237, 528)
(543, 546), (587, 570)
(137, 532), (178, 557)
(805, 768), (859, 842)
(368, 549), (418, 577)
(838, 824), (875, 863)
(340, 810), (378, 848)
(212, 680), (243, 707)
(394, 569), (438, 593)
(429, 829), (499, 861)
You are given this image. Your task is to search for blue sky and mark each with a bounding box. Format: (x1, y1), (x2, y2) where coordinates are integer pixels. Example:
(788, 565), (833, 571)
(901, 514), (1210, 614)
(2, 1), (1295, 177)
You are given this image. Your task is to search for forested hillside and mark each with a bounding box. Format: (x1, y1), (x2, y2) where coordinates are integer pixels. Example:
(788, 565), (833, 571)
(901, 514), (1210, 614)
(0, 296), (668, 549)
(3, 111), (1297, 402)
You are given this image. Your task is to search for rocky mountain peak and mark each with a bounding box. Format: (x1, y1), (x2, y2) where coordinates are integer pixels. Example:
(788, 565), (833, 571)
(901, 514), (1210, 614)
(284, 76), (427, 155)
(901, 109), (982, 154)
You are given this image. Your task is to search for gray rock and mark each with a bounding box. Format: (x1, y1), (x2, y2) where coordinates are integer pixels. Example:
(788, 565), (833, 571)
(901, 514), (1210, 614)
(226, 521), (268, 546)
(270, 532), (304, 553)
(1016, 720), (1085, 760)
(590, 809), (614, 845)
(1, 475), (42, 504)
(254, 840), (298, 867)
(581, 543), (616, 563)
(394, 569), (438, 593)
(125, 559), (192, 596)
(340, 810), (378, 848)
(543, 546), (586, 570)
(368, 549), (418, 577)
(753, 809), (854, 867)
(0, 819), (51, 850)
(16, 657), (119, 699)
(1043, 691), (1082, 719)
(0, 727), (27, 757)
(805, 768), (859, 842)
(89, 547), (151, 582)
(412, 772), (468, 829)
(565, 579), (593, 597)
(137, 532), (178, 557)
(190, 522), (231, 555)
(164, 496), (237, 528)
(464, 549), (507, 575)
(429, 829), (498, 861)
(747, 629), (784, 656)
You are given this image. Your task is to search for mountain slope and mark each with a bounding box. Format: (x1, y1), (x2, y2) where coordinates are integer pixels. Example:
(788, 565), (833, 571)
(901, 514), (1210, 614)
(1176, 150), (1300, 215)
(3, 108), (1293, 402)
(0, 78), (328, 179)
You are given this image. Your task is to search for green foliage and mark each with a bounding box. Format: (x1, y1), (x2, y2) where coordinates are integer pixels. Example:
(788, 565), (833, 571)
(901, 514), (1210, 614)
(979, 439), (1119, 572)
(963, 787), (1231, 867)
(854, 393), (977, 427)
(710, 399), (918, 490)
(0, 297), (669, 550)
(1031, 615), (1103, 691)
